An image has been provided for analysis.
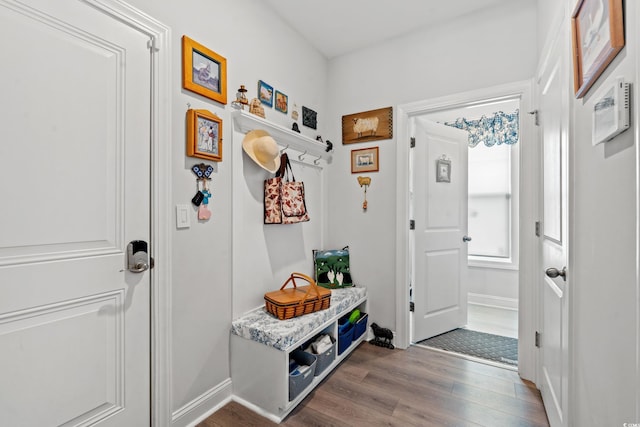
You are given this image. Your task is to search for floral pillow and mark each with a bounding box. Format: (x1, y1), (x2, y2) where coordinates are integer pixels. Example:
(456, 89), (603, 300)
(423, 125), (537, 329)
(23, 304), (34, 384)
(313, 246), (354, 289)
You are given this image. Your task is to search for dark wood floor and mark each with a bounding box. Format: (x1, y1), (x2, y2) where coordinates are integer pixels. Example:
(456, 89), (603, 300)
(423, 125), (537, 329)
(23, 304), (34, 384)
(199, 343), (549, 427)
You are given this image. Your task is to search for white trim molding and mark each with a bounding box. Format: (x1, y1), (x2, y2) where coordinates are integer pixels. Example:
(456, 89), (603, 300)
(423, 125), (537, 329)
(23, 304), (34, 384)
(173, 379), (232, 427)
(468, 293), (518, 311)
(82, 1), (174, 425)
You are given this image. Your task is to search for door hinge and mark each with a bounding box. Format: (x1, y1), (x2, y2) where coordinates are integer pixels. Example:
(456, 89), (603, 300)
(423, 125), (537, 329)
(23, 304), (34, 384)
(147, 37), (159, 52)
(409, 219), (415, 230)
(410, 137), (416, 148)
(535, 331), (541, 348)
(409, 301), (415, 312)
(528, 110), (539, 126)
(535, 221), (541, 237)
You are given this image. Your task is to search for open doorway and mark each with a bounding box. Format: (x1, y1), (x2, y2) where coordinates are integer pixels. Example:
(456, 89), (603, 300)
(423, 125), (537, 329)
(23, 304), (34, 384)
(395, 79), (538, 380)
(408, 97), (522, 369)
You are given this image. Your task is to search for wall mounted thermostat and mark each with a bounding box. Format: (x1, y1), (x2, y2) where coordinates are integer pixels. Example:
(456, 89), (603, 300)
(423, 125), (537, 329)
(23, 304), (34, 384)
(592, 77), (630, 145)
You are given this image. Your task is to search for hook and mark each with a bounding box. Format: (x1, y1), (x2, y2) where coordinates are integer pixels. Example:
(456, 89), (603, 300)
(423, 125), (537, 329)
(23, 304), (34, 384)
(298, 150), (307, 160)
(280, 144), (289, 154)
(313, 155), (322, 165)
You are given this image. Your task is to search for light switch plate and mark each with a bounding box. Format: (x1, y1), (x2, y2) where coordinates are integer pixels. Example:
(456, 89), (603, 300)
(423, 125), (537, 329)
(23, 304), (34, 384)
(176, 204), (190, 229)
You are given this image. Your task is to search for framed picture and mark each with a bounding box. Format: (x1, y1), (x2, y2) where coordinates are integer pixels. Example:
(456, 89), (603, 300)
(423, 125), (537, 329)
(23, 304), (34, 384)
(258, 80), (274, 107)
(351, 147), (379, 173)
(342, 106), (393, 144)
(436, 158), (451, 183)
(571, 0), (624, 98)
(275, 90), (288, 114)
(182, 36), (227, 104)
(186, 109), (222, 162)
(302, 106), (317, 129)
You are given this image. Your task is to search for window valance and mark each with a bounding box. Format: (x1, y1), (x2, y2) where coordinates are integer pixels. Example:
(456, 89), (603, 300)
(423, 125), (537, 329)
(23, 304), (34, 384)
(445, 109), (519, 148)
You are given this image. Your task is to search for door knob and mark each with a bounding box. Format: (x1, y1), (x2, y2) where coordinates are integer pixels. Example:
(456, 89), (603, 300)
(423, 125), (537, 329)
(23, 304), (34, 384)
(462, 236), (472, 242)
(545, 266), (566, 281)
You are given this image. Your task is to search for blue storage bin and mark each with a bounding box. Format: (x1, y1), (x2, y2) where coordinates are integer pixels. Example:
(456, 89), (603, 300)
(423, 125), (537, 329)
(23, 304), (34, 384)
(313, 336), (336, 376)
(337, 318), (354, 355)
(289, 349), (317, 401)
(353, 312), (368, 340)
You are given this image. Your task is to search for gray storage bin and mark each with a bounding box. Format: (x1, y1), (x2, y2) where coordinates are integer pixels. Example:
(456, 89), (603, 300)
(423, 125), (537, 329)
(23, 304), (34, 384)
(289, 349), (317, 401)
(313, 336), (336, 376)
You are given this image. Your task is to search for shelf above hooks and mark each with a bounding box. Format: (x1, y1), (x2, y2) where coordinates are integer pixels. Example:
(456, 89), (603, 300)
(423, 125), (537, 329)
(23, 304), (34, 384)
(231, 109), (332, 164)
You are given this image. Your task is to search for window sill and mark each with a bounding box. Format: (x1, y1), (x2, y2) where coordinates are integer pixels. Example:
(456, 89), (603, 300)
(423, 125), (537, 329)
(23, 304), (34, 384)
(468, 256), (518, 271)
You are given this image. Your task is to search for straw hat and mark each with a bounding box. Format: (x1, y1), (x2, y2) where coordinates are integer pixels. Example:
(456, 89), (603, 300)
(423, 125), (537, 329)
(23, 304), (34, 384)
(242, 129), (281, 173)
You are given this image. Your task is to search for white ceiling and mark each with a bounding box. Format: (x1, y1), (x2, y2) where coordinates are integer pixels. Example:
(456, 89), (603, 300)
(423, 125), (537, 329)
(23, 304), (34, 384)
(264, 0), (531, 59)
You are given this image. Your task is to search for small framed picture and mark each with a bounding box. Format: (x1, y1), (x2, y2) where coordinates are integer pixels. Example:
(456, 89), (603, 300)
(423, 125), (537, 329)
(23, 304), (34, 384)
(182, 36), (227, 104)
(275, 90), (288, 114)
(436, 158), (451, 183)
(302, 106), (317, 129)
(187, 109), (222, 162)
(351, 147), (379, 173)
(258, 80), (274, 107)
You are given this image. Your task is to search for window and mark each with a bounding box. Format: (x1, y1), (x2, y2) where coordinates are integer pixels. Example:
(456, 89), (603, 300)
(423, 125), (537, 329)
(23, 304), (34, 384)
(468, 143), (512, 259)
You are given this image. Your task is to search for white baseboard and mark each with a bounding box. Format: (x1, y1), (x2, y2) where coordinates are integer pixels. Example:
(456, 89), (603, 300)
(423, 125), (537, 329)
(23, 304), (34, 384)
(231, 395), (282, 424)
(468, 293), (518, 311)
(173, 378), (232, 427)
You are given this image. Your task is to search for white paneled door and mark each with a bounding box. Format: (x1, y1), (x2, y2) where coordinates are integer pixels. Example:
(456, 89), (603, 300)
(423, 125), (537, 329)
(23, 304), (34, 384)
(538, 26), (569, 427)
(412, 119), (469, 342)
(0, 1), (151, 426)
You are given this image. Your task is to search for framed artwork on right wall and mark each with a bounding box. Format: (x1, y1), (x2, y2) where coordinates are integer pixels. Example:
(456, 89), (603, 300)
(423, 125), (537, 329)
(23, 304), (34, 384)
(571, 0), (624, 98)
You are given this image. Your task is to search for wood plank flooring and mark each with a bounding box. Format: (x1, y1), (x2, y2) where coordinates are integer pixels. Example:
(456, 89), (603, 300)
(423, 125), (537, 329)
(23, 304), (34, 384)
(199, 343), (549, 427)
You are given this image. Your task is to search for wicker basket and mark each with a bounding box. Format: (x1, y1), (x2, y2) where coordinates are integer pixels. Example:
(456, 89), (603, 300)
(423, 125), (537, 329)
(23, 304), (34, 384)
(264, 273), (331, 320)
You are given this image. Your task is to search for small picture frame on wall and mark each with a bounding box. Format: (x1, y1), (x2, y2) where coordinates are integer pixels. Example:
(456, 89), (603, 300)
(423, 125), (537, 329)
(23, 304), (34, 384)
(436, 158), (451, 183)
(275, 90), (288, 114)
(302, 106), (317, 129)
(258, 80), (274, 107)
(186, 109), (223, 162)
(182, 36), (227, 104)
(571, 0), (624, 98)
(351, 147), (379, 173)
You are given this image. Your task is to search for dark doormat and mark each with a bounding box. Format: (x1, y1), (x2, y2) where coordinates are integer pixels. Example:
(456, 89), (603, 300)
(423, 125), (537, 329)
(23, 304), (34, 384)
(418, 328), (518, 367)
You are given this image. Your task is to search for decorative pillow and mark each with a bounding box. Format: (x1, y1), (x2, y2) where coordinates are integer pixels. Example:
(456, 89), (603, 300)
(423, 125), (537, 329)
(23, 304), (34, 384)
(313, 246), (354, 289)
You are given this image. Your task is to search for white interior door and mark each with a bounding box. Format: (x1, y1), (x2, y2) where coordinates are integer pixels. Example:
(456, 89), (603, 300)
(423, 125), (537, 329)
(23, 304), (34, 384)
(0, 1), (151, 425)
(412, 119), (469, 342)
(538, 29), (569, 427)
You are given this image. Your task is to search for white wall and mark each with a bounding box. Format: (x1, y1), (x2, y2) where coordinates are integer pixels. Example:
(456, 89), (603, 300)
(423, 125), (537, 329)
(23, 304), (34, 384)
(325, 1), (537, 330)
(123, 0), (328, 423)
(538, 0), (639, 424)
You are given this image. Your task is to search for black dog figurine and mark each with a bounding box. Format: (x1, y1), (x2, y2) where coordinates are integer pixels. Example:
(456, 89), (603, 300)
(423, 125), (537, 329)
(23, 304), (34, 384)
(370, 322), (394, 349)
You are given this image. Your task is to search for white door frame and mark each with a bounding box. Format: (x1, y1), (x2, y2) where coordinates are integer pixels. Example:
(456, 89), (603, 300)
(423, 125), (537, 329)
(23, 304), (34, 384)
(395, 80), (539, 381)
(636, 0), (640, 417)
(84, 1), (173, 425)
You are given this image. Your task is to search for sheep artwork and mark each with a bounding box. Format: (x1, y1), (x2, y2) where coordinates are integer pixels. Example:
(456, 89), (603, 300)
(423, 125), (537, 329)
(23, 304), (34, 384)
(369, 322), (394, 349)
(353, 116), (379, 138)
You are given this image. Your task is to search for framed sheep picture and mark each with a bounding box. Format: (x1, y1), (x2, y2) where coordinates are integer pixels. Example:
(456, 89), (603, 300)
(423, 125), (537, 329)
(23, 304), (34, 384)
(342, 106), (393, 144)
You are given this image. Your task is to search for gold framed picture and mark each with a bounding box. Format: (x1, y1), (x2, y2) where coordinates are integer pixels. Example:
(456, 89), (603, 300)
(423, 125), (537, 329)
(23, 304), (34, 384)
(182, 35), (227, 104)
(351, 147), (379, 173)
(187, 109), (222, 162)
(571, 0), (624, 98)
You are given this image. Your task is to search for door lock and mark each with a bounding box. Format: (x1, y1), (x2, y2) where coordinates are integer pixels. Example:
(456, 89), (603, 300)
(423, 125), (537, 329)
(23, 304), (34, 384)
(127, 240), (150, 273)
